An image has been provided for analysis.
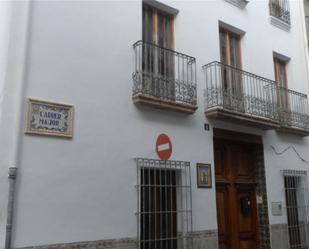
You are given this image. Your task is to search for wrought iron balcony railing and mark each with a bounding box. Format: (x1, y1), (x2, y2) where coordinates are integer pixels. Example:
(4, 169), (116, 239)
(203, 61), (309, 134)
(269, 0), (290, 25)
(132, 41), (197, 114)
(277, 86), (309, 132)
(203, 61), (279, 127)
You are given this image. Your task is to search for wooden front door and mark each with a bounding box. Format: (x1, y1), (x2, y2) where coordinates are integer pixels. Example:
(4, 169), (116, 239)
(214, 139), (260, 249)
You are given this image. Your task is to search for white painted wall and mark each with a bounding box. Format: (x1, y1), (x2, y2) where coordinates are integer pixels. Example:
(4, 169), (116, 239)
(0, 1), (11, 117)
(0, 1), (12, 246)
(0, 0), (309, 247)
(0, 1), (32, 248)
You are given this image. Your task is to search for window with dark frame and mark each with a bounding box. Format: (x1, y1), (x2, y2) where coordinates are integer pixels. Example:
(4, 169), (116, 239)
(142, 4), (175, 100)
(219, 28), (242, 69)
(219, 28), (243, 110)
(141, 168), (177, 249)
(274, 57), (289, 110)
(132, 5), (197, 109)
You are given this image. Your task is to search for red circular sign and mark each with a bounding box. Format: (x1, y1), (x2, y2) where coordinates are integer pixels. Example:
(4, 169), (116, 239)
(156, 134), (172, 160)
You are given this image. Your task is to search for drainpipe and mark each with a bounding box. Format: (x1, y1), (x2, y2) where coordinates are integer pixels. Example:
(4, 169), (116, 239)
(5, 167), (17, 249)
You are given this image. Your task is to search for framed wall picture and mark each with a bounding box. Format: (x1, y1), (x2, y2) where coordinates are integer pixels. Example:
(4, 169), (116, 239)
(197, 163), (212, 188)
(25, 98), (74, 138)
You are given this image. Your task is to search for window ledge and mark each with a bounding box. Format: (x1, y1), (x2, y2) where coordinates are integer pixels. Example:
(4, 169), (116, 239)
(270, 16), (291, 31)
(224, 0), (248, 9)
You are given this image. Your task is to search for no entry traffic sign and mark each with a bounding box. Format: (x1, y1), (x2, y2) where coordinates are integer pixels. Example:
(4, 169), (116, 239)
(156, 134), (172, 160)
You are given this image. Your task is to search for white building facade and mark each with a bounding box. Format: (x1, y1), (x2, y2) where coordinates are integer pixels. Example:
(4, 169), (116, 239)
(0, 1), (309, 249)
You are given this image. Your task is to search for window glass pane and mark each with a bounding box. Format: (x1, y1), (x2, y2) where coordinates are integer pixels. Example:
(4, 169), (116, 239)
(219, 30), (227, 64)
(165, 16), (171, 49)
(143, 6), (153, 43)
(229, 34), (240, 68)
(158, 13), (164, 47)
(274, 58), (287, 87)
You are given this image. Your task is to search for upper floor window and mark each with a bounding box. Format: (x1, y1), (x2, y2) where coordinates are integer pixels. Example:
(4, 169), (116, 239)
(143, 4), (174, 49)
(219, 28), (242, 97)
(269, 0), (291, 25)
(274, 56), (288, 108)
(274, 57), (288, 88)
(131, 3), (197, 114)
(219, 28), (242, 68)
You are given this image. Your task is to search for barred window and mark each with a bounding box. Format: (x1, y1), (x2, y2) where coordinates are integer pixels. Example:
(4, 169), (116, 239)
(282, 170), (309, 249)
(135, 158), (193, 249)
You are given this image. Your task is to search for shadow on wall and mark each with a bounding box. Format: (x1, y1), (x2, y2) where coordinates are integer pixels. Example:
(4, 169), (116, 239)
(133, 104), (200, 128)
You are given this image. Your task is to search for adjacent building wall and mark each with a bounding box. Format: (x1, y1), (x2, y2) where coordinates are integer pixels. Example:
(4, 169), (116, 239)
(0, 1), (31, 248)
(0, 0), (308, 248)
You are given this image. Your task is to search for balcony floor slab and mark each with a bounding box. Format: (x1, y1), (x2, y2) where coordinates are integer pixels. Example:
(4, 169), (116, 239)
(133, 94), (198, 114)
(205, 107), (280, 130)
(276, 126), (309, 136)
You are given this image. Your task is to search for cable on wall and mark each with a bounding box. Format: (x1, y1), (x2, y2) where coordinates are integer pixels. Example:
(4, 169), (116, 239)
(270, 145), (309, 163)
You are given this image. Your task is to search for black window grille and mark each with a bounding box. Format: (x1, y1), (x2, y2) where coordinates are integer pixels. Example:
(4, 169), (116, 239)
(282, 170), (309, 249)
(135, 158), (193, 249)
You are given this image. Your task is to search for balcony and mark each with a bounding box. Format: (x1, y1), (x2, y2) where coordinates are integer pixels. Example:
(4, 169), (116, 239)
(203, 61), (280, 129)
(269, 0), (291, 25)
(277, 87), (309, 135)
(132, 41), (197, 114)
(203, 62), (309, 135)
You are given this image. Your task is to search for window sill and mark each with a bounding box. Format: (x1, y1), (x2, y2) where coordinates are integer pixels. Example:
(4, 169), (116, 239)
(224, 0), (248, 9)
(270, 16), (291, 31)
(133, 94), (198, 114)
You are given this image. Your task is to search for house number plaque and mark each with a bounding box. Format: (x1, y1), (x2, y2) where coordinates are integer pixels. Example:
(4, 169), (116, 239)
(26, 98), (74, 138)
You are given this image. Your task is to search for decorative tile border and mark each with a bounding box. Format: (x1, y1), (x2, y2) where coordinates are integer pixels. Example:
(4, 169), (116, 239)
(25, 98), (74, 138)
